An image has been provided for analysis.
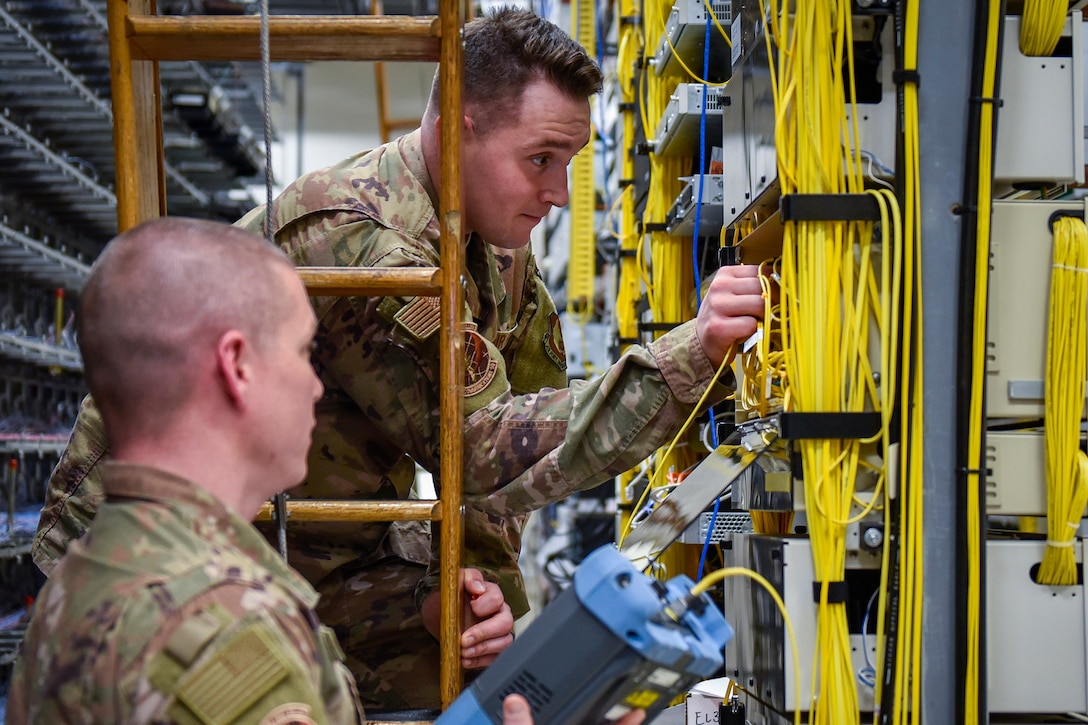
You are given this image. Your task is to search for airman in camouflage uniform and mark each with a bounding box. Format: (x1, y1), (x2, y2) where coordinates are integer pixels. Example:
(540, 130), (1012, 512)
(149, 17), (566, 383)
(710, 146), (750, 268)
(10, 464), (364, 725)
(15, 217), (365, 724)
(32, 8), (766, 712)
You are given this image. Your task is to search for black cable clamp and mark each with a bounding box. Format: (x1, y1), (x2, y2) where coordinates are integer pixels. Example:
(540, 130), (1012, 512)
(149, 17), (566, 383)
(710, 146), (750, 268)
(779, 193), (882, 223)
(891, 68), (920, 87)
(968, 95), (1003, 107)
(618, 102), (637, 113)
(617, 178), (636, 189)
(634, 141), (653, 156)
(619, 14), (641, 26)
(777, 411), (882, 440)
(642, 222), (669, 233)
(617, 248), (638, 258)
(956, 466), (993, 477)
(616, 336), (641, 346)
(1047, 208), (1085, 233)
(813, 580), (849, 604)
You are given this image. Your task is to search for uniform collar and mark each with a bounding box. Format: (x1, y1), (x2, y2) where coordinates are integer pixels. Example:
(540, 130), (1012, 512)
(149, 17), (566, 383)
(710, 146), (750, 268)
(101, 462), (318, 607)
(397, 128), (438, 213)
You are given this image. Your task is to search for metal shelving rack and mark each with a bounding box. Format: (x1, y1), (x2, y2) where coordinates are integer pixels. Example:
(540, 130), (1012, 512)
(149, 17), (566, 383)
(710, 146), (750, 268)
(0, 0), (274, 565)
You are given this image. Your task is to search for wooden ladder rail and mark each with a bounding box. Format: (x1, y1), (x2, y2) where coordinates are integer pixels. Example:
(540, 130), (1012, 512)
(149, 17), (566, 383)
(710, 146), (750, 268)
(105, 0), (467, 708)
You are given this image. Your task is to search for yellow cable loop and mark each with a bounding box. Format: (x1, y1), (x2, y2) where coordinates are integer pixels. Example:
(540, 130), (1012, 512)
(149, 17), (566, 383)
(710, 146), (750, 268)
(1036, 216), (1088, 586)
(692, 567), (803, 725)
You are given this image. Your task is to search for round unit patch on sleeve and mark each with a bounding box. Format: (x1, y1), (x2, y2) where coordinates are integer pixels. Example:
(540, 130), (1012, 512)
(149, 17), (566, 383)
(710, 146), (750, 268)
(258, 703), (317, 725)
(464, 329), (498, 397)
(542, 311), (567, 371)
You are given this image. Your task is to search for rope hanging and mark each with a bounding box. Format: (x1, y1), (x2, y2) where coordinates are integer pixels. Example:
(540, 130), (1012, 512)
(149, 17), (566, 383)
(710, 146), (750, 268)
(256, 0), (290, 562)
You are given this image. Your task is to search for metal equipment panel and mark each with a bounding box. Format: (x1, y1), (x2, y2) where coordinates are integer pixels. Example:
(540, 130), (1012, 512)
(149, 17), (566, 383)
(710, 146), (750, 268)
(995, 16), (1085, 186)
(652, 0), (732, 82)
(987, 199), (1088, 419)
(654, 84), (726, 158)
(987, 540), (1088, 714)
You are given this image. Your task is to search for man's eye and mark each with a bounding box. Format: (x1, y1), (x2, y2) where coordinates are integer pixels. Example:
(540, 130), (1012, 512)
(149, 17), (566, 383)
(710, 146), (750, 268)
(531, 156), (548, 167)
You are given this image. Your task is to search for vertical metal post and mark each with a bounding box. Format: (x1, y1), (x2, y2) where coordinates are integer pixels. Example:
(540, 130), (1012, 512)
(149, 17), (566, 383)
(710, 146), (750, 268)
(917, 0), (974, 721)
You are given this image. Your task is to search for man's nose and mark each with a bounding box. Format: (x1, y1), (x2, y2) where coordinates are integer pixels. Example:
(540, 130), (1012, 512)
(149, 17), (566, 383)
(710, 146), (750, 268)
(539, 172), (570, 208)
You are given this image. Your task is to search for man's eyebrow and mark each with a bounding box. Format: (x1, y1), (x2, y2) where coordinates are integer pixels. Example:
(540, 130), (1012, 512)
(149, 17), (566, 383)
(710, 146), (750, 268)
(523, 137), (588, 153)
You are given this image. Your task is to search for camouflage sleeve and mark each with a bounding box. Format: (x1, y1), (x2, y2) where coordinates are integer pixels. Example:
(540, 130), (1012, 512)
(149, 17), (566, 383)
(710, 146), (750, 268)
(143, 586), (364, 725)
(415, 508), (530, 620)
(32, 395), (109, 575)
(461, 321), (732, 516)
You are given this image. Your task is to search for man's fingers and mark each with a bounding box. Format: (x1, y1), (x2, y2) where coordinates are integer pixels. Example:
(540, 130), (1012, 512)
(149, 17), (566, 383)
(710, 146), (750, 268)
(462, 631), (514, 669)
(461, 602), (513, 648)
(467, 582), (505, 618)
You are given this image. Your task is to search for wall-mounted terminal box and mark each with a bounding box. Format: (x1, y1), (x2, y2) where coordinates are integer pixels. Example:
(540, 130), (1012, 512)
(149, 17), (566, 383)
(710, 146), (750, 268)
(994, 15), (1085, 186)
(987, 199), (1088, 419)
(653, 0), (732, 83)
(988, 540), (1088, 715)
(667, 174), (724, 236)
(654, 84), (727, 158)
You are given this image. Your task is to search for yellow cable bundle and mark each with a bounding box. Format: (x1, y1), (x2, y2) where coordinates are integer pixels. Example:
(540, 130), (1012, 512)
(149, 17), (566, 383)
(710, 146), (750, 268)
(1037, 216), (1088, 585)
(617, 0), (699, 562)
(960, 1), (1002, 721)
(875, 1), (924, 721)
(1019, 0), (1066, 57)
(615, 1), (643, 349)
(613, 0), (648, 519)
(736, 265), (788, 420)
(761, 1), (884, 721)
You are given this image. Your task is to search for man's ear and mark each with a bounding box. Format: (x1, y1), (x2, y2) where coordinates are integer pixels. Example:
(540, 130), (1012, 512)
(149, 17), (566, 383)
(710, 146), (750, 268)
(216, 330), (250, 408)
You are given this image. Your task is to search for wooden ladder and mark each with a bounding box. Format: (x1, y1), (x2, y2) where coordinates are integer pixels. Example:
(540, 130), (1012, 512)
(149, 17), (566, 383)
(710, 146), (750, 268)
(105, 0), (468, 708)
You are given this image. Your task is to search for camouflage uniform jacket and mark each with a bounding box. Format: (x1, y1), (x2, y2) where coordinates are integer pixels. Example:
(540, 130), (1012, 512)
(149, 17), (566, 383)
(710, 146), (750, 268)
(34, 130), (729, 616)
(9, 463), (364, 725)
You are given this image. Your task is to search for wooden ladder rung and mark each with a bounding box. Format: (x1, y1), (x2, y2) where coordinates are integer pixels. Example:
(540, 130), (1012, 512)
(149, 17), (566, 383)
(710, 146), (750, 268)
(126, 15), (441, 62)
(298, 267), (441, 297)
(255, 499), (442, 522)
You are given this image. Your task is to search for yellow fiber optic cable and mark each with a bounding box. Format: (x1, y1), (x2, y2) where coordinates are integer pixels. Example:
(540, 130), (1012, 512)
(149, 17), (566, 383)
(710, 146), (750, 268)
(1036, 216), (1088, 586)
(760, 1), (900, 721)
(959, 1), (1003, 721)
(879, 0), (924, 720)
(691, 567), (803, 725)
(1020, 0), (1066, 57)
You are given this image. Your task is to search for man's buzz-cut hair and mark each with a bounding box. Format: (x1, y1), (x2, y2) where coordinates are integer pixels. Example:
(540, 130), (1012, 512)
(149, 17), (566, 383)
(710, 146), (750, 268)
(77, 217), (296, 439)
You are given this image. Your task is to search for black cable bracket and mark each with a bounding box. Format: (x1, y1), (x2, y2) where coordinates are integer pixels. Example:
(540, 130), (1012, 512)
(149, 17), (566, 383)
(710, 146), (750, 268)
(891, 68), (920, 86)
(780, 193), (882, 223)
(1047, 208), (1085, 233)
